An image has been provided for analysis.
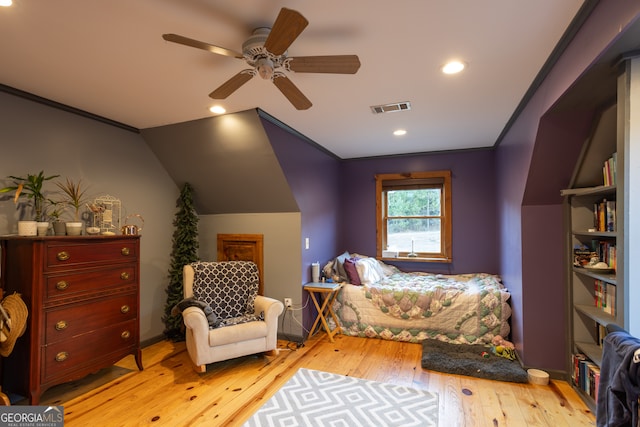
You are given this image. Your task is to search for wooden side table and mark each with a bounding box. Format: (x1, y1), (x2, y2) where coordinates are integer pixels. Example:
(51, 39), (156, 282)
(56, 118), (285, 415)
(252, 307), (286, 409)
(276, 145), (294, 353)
(304, 282), (343, 342)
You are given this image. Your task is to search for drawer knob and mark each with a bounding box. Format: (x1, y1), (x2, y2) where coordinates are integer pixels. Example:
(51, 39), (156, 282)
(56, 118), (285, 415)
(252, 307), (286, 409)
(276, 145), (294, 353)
(121, 247), (130, 256)
(120, 272), (130, 280)
(55, 320), (68, 331)
(56, 281), (69, 291)
(55, 352), (69, 362)
(121, 330), (131, 340)
(57, 251), (70, 261)
(120, 305), (130, 314)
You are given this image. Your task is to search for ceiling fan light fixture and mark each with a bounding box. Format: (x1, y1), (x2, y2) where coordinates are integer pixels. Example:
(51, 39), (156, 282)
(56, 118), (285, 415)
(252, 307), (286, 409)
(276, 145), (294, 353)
(442, 60), (465, 74)
(256, 57), (275, 80)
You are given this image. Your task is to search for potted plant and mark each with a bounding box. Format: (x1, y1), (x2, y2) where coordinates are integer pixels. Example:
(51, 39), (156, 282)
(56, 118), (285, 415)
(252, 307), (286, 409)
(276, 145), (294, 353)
(55, 177), (87, 236)
(46, 200), (67, 236)
(0, 171), (59, 235)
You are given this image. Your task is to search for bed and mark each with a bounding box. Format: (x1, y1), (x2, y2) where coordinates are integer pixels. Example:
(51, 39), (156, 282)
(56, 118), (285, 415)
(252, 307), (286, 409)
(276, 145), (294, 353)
(322, 253), (512, 345)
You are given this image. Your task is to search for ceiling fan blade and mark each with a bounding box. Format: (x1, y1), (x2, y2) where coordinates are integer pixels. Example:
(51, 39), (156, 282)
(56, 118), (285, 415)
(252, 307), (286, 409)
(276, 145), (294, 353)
(162, 33), (243, 59)
(263, 8), (309, 56)
(209, 71), (254, 99)
(288, 55), (361, 74)
(272, 75), (312, 110)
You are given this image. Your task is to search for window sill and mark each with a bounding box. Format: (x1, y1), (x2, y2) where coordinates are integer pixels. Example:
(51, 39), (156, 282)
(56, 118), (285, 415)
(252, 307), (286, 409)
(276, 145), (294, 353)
(379, 256), (452, 263)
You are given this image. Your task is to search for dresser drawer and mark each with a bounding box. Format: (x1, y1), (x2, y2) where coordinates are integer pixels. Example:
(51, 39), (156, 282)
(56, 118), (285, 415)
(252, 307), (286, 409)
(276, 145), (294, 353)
(43, 319), (138, 382)
(45, 293), (137, 344)
(45, 239), (138, 271)
(45, 265), (136, 302)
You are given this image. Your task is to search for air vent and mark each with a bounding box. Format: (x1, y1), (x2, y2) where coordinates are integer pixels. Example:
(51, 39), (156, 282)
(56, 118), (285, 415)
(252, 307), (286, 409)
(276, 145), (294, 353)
(370, 101), (411, 114)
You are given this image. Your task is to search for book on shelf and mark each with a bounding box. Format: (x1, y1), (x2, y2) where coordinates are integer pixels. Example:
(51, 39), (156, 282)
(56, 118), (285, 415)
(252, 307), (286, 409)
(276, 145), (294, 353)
(593, 199), (616, 232)
(602, 153), (617, 186)
(573, 353), (586, 386)
(606, 282), (616, 316)
(594, 279), (616, 316)
(589, 364), (601, 402)
(572, 353), (601, 402)
(606, 200), (616, 232)
(596, 322), (607, 347)
(589, 240), (616, 269)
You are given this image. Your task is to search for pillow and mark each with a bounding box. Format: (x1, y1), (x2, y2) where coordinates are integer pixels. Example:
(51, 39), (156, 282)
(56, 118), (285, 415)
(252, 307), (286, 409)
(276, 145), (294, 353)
(355, 257), (384, 285)
(333, 251), (351, 282)
(343, 257), (361, 285)
(378, 259), (399, 277)
(191, 261), (259, 320)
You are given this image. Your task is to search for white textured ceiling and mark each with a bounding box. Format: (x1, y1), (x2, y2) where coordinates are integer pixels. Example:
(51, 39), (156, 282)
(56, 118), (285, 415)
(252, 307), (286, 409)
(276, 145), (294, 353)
(0, 0), (585, 158)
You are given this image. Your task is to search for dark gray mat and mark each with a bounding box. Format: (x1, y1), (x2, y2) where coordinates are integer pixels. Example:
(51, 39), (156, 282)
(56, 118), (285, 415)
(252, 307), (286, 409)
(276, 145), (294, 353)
(421, 339), (528, 383)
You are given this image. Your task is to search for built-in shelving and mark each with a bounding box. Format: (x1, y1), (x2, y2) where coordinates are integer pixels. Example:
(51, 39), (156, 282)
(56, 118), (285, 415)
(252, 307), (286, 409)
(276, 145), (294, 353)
(562, 53), (640, 411)
(563, 100), (620, 411)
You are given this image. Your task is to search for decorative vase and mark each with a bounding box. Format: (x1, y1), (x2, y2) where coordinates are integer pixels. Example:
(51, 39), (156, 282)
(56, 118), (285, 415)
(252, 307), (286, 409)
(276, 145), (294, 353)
(17, 221), (37, 236)
(36, 221), (50, 236)
(65, 221), (83, 236)
(52, 221), (66, 236)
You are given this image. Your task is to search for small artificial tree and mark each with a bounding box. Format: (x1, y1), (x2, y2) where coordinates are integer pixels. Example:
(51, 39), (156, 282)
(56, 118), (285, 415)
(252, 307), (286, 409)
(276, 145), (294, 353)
(162, 182), (199, 341)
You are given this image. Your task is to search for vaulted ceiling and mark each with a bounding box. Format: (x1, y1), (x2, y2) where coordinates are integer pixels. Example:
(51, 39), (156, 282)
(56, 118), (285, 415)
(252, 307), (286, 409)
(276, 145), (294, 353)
(0, 0), (588, 158)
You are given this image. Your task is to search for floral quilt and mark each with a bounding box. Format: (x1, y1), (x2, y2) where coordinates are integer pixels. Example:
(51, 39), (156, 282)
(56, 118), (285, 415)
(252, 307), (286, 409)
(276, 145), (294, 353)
(333, 272), (511, 344)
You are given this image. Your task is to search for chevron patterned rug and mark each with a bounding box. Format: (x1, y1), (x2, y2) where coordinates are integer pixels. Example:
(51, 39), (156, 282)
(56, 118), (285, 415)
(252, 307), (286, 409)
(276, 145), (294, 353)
(243, 368), (438, 426)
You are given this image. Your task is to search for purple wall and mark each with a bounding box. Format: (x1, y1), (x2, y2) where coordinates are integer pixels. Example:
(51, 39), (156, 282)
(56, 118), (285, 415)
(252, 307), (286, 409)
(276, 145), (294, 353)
(496, 2), (640, 371)
(262, 118), (341, 331)
(339, 149), (498, 275)
(521, 204), (566, 369)
(266, 117), (499, 330)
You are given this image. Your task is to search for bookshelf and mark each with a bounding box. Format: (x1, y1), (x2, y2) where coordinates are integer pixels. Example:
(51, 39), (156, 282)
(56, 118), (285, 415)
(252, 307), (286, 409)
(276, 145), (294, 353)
(563, 116), (618, 410)
(562, 54), (640, 411)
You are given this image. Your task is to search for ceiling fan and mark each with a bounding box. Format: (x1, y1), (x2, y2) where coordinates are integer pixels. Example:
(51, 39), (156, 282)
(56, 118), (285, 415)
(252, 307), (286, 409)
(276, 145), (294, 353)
(162, 7), (361, 110)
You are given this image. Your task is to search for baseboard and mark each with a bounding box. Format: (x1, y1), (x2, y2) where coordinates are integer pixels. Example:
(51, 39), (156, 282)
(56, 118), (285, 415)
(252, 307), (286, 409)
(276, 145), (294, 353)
(141, 334), (170, 348)
(278, 332), (305, 345)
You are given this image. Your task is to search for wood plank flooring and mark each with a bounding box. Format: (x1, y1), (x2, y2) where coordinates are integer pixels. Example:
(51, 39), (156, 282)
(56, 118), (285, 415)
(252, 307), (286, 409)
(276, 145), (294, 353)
(43, 335), (595, 426)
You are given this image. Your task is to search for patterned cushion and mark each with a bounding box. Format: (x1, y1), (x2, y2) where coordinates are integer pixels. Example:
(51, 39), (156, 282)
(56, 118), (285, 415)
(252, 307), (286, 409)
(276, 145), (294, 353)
(191, 261), (260, 320)
(219, 312), (265, 328)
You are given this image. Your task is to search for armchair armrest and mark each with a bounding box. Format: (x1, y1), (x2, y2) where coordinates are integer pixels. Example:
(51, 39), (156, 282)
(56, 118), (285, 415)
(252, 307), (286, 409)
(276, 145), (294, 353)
(254, 296), (284, 347)
(182, 306), (210, 336)
(254, 295), (285, 320)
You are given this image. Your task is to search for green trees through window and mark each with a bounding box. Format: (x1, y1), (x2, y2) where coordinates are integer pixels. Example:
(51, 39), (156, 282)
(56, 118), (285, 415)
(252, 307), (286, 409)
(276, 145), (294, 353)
(376, 171), (452, 262)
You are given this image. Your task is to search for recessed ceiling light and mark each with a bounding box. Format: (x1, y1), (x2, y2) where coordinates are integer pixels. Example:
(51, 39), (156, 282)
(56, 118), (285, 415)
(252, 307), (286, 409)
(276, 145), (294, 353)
(393, 129), (407, 136)
(442, 60), (465, 74)
(0, 0), (13, 6)
(209, 105), (226, 114)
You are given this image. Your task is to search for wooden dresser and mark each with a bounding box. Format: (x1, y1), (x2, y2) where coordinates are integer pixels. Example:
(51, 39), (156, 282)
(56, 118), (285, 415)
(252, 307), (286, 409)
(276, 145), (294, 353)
(0, 235), (143, 404)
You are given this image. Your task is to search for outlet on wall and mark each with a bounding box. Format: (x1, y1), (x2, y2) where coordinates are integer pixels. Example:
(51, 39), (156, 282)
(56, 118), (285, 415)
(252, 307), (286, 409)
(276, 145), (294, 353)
(284, 298), (292, 307)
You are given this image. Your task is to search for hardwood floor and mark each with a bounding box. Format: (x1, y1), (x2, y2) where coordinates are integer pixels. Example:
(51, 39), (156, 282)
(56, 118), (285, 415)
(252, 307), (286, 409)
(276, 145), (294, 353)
(45, 335), (595, 426)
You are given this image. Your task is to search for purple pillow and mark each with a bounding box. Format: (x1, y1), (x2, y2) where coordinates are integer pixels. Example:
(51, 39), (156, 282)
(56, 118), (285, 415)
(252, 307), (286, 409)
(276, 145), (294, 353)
(343, 257), (361, 285)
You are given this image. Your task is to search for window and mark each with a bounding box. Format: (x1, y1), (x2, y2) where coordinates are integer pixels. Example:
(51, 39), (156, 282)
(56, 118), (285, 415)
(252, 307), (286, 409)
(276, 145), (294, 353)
(376, 171), (452, 262)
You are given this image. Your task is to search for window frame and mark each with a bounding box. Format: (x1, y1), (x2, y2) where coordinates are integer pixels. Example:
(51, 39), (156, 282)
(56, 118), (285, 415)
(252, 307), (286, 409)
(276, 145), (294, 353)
(375, 171), (452, 262)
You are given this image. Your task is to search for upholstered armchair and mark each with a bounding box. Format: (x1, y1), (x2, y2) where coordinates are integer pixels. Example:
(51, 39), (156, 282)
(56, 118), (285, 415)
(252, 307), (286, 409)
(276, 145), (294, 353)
(182, 261), (284, 373)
